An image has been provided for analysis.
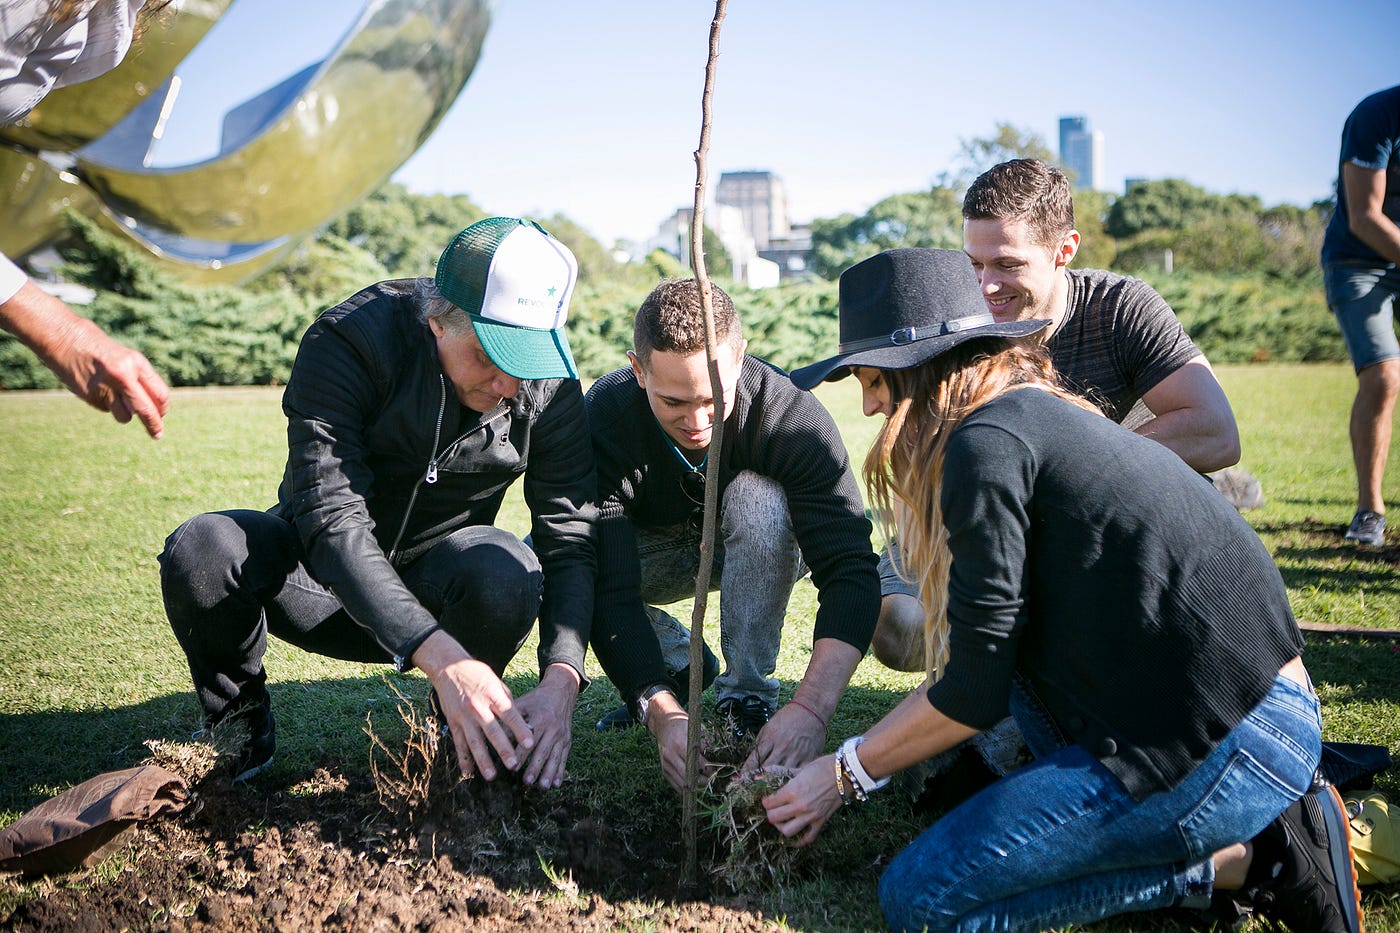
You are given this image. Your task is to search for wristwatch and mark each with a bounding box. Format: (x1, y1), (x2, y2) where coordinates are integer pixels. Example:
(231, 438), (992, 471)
(633, 682), (675, 726)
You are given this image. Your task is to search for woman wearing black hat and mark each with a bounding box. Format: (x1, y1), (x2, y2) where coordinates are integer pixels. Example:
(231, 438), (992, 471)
(763, 248), (1363, 932)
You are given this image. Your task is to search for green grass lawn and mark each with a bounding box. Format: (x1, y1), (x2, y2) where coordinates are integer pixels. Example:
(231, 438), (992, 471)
(0, 364), (1397, 931)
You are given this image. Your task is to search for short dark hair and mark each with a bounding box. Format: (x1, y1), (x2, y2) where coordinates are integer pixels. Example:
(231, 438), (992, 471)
(633, 279), (742, 368)
(962, 159), (1075, 247)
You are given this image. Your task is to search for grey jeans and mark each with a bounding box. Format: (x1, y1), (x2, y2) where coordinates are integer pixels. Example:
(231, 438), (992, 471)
(635, 471), (806, 706)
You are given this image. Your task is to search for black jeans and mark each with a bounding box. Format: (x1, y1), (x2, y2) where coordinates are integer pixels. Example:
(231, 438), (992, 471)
(159, 509), (541, 721)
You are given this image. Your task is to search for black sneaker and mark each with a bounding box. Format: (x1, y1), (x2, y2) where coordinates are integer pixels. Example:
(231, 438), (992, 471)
(231, 702), (276, 783)
(1246, 784), (1364, 933)
(596, 642), (720, 731)
(595, 703), (638, 731)
(198, 688), (275, 783)
(715, 694), (773, 743)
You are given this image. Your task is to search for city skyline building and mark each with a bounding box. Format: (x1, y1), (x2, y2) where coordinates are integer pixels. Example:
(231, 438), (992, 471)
(647, 169), (805, 287)
(715, 170), (790, 251)
(1058, 115), (1104, 191)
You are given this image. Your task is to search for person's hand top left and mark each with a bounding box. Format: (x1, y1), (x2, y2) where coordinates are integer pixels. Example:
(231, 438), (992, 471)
(512, 663), (581, 789)
(61, 316), (171, 439)
(2, 281), (170, 438)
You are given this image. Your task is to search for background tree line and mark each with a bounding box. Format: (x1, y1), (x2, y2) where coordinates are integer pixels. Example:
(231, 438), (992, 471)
(0, 125), (1342, 391)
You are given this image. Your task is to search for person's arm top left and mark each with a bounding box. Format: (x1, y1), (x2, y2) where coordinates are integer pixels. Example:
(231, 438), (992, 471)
(0, 254), (169, 438)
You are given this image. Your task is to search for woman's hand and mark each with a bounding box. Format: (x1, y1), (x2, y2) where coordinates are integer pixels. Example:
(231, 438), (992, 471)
(761, 753), (843, 846)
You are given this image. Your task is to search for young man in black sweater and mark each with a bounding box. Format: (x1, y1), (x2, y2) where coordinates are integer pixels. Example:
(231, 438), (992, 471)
(586, 279), (879, 790)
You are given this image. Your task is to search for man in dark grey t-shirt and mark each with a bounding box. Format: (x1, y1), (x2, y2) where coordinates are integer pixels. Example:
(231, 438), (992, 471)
(873, 159), (1244, 672)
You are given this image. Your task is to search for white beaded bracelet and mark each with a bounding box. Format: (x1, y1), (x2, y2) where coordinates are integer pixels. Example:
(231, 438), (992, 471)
(838, 736), (890, 796)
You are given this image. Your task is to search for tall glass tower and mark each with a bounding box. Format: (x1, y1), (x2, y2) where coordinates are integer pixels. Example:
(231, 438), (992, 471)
(1058, 116), (1104, 190)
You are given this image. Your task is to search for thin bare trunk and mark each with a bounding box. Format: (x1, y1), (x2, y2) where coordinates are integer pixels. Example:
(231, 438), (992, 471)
(682, 0), (729, 888)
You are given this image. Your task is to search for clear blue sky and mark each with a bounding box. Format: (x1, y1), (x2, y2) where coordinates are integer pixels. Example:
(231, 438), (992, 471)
(152, 0), (1400, 246)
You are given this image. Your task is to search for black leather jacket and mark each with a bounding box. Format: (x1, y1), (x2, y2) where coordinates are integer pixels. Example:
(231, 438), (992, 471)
(272, 279), (597, 678)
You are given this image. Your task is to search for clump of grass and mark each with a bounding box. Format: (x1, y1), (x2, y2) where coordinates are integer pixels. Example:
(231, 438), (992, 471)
(162, 711), (268, 786)
(703, 768), (797, 893)
(142, 736), (220, 786)
(703, 710), (757, 769)
(364, 678), (459, 821)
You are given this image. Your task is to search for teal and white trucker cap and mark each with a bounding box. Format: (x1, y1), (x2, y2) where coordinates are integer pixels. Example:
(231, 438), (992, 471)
(434, 217), (580, 379)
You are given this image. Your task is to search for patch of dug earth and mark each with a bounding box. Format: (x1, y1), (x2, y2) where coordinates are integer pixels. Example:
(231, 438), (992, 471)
(2, 693), (815, 931)
(1, 763), (779, 933)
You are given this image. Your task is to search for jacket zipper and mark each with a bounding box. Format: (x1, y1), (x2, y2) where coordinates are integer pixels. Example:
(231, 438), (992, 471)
(387, 375), (448, 565)
(385, 374), (511, 565)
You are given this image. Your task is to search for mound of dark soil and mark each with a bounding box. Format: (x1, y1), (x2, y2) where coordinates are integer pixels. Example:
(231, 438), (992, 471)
(1, 765), (781, 932)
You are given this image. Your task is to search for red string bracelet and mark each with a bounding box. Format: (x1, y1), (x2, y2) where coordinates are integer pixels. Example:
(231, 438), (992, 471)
(789, 699), (827, 728)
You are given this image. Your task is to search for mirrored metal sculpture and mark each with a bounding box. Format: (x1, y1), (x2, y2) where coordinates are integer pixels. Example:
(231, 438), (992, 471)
(1, 0), (491, 282)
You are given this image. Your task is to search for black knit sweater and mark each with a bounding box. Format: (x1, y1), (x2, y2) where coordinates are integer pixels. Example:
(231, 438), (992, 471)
(927, 388), (1303, 800)
(585, 355), (880, 701)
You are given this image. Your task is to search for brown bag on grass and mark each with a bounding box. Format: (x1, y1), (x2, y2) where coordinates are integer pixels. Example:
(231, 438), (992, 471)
(0, 765), (188, 875)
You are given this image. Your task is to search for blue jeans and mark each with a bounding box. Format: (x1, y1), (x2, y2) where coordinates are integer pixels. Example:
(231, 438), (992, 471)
(878, 672), (1321, 933)
(876, 538), (916, 599)
(635, 471), (806, 706)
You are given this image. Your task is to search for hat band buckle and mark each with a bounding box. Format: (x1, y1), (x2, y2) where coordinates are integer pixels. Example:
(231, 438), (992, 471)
(838, 312), (994, 354)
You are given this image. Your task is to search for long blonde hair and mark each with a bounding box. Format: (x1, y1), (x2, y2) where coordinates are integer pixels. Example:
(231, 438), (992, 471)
(863, 337), (1102, 676)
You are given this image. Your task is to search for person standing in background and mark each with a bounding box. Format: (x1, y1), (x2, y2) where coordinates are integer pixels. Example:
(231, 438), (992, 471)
(1322, 84), (1400, 547)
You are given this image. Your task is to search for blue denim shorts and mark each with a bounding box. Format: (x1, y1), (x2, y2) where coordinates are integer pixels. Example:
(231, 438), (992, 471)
(1325, 262), (1400, 371)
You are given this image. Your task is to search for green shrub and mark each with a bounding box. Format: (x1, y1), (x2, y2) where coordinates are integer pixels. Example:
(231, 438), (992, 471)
(1143, 270), (1343, 364)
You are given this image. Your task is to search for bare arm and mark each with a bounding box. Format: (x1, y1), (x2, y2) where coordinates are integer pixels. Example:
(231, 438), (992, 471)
(1136, 356), (1241, 472)
(1343, 161), (1400, 264)
(744, 637), (863, 771)
(0, 278), (169, 438)
(763, 678), (977, 845)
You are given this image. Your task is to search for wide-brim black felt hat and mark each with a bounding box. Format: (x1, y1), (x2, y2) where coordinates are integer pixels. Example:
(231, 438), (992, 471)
(790, 248), (1049, 390)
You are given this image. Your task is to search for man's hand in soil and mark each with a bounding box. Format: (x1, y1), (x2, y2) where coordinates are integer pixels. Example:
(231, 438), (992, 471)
(644, 690), (714, 792)
(413, 631), (533, 780)
(744, 702), (826, 772)
(761, 752), (842, 847)
(742, 638), (858, 772)
(512, 663), (580, 789)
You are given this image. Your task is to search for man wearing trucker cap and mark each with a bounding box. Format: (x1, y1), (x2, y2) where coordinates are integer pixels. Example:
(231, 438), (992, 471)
(160, 217), (597, 791)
